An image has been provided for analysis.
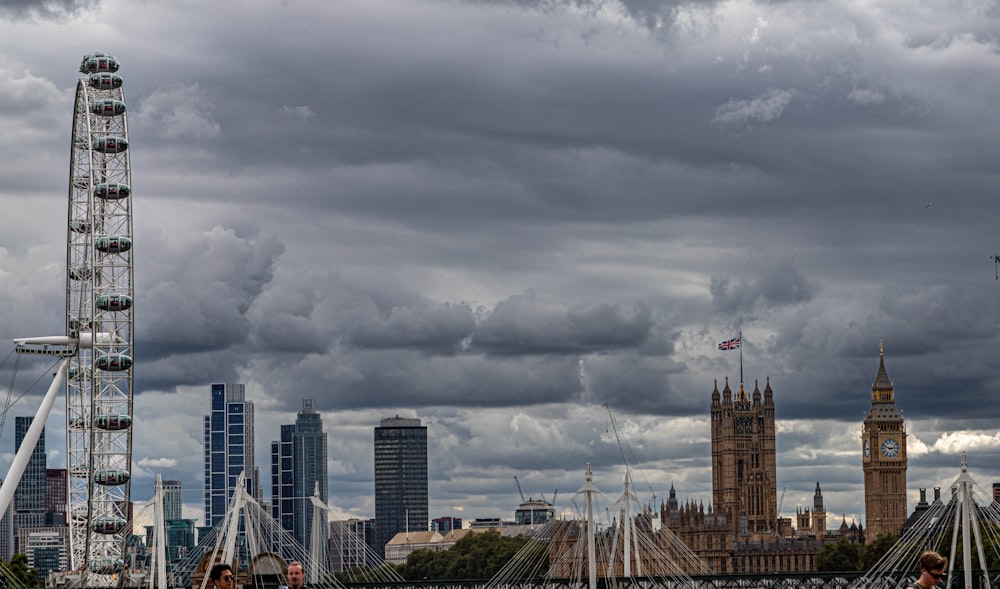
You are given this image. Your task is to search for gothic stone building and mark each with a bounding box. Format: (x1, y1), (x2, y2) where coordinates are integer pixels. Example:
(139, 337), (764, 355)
(660, 377), (863, 574)
(861, 344), (908, 542)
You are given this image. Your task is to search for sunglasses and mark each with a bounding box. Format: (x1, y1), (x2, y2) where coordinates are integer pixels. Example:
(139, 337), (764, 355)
(222, 575), (234, 581)
(928, 571), (944, 579)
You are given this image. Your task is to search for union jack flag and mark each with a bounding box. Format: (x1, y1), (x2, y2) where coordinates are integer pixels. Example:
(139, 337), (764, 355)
(718, 336), (740, 350)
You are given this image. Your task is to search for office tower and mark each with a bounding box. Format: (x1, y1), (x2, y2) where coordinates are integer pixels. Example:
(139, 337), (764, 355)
(373, 416), (428, 556)
(162, 480), (183, 522)
(271, 399), (328, 555)
(19, 527), (69, 582)
(14, 417), (48, 551)
(45, 469), (67, 526)
(329, 519), (371, 573)
(203, 383), (256, 527)
(862, 344), (907, 542)
(294, 399), (328, 553)
(0, 480), (12, 561)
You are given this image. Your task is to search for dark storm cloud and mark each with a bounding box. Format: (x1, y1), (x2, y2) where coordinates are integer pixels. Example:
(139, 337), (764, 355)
(0, 0), (97, 19)
(341, 300), (477, 352)
(710, 256), (817, 314)
(134, 224), (284, 388)
(3, 0), (1000, 523)
(472, 294), (653, 355)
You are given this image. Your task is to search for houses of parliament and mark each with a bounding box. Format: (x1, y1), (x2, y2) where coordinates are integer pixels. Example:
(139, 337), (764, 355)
(658, 345), (906, 574)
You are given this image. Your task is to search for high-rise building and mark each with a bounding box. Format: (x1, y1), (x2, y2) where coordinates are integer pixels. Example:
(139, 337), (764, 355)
(862, 343), (907, 542)
(0, 480), (13, 561)
(294, 399), (327, 554)
(271, 424), (295, 543)
(271, 399), (329, 552)
(162, 480), (183, 522)
(19, 526), (69, 581)
(329, 519), (371, 573)
(14, 417), (48, 552)
(45, 469), (67, 526)
(203, 383), (257, 527)
(271, 399), (328, 557)
(374, 416), (428, 557)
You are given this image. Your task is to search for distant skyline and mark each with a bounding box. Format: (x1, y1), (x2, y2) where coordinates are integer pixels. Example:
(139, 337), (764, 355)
(0, 0), (999, 531)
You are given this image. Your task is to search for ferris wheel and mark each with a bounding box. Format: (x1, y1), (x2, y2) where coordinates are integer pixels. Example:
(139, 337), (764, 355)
(64, 51), (135, 582)
(2, 52), (134, 585)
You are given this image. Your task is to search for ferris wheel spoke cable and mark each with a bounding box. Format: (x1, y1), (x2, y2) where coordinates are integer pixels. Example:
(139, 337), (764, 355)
(0, 356), (63, 440)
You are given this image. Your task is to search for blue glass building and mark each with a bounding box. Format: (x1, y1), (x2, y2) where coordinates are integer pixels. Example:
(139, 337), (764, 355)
(271, 399), (328, 557)
(14, 416), (47, 553)
(203, 383), (257, 527)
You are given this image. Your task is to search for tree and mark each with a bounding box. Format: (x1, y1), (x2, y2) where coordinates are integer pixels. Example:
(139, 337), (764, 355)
(1, 554), (39, 588)
(399, 530), (533, 581)
(862, 532), (899, 570)
(816, 539), (864, 572)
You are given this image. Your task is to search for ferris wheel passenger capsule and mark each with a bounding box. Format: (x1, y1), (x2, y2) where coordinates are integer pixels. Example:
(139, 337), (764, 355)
(89, 558), (125, 575)
(94, 182), (131, 200)
(89, 99), (126, 117)
(95, 414), (132, 431)
(88, 72), (123, 90)
(79, 52), (119, 74)
(91, 516), (129, 535)
(95, 354), (132, 371)
(95, 294), (132, 312)
(95, 235), (132, 254)
(93, 468), (130, 486)
(92, 135), (128, 153)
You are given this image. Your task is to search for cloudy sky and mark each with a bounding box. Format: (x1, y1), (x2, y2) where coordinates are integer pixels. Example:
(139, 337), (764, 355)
(1, 0), (999, 532)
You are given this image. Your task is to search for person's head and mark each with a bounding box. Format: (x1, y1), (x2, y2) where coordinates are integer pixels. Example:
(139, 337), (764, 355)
(210, 564), (235, 588)
(918, 551), (947, 585)
(287, 561), (304, 587)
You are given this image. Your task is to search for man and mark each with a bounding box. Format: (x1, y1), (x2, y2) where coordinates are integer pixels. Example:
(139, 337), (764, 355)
(908, 550), (947, 589)
(210, 563), (236, 589)
(287, 561), (308, 589)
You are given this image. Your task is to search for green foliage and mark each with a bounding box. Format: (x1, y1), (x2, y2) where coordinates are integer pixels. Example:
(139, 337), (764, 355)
(1, 554), (39, 588)
(398, 530), (533, 581)
(862, 533), (899, 570)
(816, 539), (864, 572)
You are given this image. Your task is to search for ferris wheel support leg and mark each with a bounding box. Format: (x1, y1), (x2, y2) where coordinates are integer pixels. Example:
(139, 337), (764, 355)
(0, 358), (70, 517)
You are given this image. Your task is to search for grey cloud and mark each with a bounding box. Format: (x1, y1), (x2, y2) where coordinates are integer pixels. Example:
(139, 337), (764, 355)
(3, 0), (1000, 524)
(472, 293), (654, 355)
(342, 301), (477, 352)
(710, 257), (816, 314)
(0, 0), (97, 19)
(137, 225), (284, 356)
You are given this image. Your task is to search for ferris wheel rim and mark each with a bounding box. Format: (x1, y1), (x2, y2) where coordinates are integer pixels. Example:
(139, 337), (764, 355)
(65, 52), (135, 584)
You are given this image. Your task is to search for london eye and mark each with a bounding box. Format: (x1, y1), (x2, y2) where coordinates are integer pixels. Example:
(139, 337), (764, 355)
(67, 51), (135, 582)
(2, 52), (134, 585)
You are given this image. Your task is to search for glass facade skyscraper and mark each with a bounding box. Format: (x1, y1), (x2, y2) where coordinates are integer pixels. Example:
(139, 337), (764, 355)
(271, 399), (327, 558)
(14, 417), (47, 552)
(203, 383), (256, 527)
(373, 416), (427, 556)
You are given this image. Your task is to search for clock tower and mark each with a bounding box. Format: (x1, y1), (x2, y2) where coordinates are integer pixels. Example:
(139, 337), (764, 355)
(862, 342), (907, 542)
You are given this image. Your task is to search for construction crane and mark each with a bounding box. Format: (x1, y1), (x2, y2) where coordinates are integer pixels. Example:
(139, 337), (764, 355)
(514, 476), (526, 502)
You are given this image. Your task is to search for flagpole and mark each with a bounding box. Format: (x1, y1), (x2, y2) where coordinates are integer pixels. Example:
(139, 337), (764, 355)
(739, 330), (744, 387)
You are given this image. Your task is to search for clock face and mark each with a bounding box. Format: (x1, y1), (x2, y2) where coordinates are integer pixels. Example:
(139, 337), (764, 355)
(863, 439), (871, 459)
(880, 438), (900, 458)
